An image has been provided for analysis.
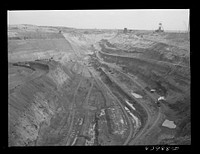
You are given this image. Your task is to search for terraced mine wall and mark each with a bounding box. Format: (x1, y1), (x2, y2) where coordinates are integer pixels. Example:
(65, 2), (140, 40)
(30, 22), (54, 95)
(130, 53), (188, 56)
(12, 63), (36, 71)
(100, 39), (190, 67)
(98, 51), (189, 95)
(8, 25), (190, 145)
(95, 42), (190, 144)
(89, 57), (147, 130)
(100, 39), (143, 54)
(12, 62), (49, 72)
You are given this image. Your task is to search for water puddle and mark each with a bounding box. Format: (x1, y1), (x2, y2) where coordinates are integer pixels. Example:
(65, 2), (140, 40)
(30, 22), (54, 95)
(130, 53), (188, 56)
(158, 96), (165, 101)
(131, 92), (143, 98)
(124, 106), (140, 128)
(162, 119), (176, 129)
(125, 100), (136, 110)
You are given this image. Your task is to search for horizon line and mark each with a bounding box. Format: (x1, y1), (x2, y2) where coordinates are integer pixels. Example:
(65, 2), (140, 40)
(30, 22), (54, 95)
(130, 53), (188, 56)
(8, 24), (189, 32)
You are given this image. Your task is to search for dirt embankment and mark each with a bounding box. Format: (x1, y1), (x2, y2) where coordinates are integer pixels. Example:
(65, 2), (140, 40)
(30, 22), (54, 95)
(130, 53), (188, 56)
(8, 29), (75, 63)
(9, 31), (65, 40)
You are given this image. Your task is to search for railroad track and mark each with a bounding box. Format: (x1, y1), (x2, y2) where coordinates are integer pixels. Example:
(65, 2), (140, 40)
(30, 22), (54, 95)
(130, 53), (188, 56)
(130, 110), (162, 145)
(60, 38), (162, 145)
(84, 78), (94, 107)
(86, 67), (134, 145)
(93, 53), (162, 145)
(61, 64), (85, 145)
(100, 67), (160, 144)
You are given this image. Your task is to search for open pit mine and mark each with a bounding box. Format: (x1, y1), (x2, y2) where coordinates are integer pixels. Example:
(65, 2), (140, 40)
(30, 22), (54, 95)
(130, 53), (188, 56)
(8, 24), (190, 146)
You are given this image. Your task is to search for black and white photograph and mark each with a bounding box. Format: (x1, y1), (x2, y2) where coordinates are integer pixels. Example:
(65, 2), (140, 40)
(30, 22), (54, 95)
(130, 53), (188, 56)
(7, 9), (190, 148)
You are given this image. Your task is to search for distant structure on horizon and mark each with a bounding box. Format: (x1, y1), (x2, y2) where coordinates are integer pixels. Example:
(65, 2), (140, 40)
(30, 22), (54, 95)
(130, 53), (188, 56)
(123, 28), (133, 33)
(155, 23), (164, 33)
(123, 28), (128, 33)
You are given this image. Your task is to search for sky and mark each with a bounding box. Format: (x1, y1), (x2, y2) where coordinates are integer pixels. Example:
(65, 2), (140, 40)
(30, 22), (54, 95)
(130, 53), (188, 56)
(8, 9), (190, 31)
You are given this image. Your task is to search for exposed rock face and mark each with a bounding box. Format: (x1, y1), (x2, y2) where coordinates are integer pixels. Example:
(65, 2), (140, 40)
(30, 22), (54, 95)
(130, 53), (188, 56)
(48, 67), (70, 87)
(9, 90), (57, 146)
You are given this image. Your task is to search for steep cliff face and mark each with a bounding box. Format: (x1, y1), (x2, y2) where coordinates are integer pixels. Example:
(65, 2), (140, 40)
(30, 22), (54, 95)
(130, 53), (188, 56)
(9, 88), (57, 146)
(11, 91), (56, 146)
(8, 60), (67, 146)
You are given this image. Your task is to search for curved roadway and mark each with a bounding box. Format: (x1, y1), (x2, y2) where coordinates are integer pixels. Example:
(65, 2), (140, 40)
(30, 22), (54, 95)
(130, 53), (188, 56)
(94, 49), (163, 145)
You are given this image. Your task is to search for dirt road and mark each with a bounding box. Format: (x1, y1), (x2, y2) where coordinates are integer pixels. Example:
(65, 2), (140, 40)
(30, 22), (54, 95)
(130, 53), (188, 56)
(102, 68), (161, 145)
(94, 52), (162, 145)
